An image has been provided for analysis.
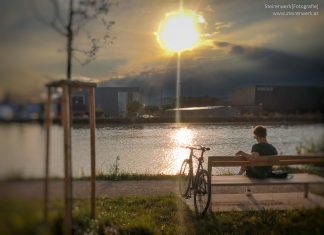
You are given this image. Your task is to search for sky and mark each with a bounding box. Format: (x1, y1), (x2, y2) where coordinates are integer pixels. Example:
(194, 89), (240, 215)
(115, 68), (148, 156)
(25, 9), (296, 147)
(0, 0), (323, 103)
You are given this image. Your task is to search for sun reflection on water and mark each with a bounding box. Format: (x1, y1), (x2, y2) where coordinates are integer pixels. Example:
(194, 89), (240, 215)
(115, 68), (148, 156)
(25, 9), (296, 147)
(166, 127), (196, 174)
(173, 127), (194, 146)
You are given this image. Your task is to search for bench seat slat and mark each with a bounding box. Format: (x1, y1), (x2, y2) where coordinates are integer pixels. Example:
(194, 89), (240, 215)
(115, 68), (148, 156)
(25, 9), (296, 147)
(209, 159), (324, 167)
(208, 155), (324, 167)
(211, 174), (324, 186)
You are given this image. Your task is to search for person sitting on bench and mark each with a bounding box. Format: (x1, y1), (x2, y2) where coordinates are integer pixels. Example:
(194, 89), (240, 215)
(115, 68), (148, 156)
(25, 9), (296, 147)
(236, 125), (278, 179)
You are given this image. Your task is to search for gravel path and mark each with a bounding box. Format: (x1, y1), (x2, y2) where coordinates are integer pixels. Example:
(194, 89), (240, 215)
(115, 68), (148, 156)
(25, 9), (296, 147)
(1, 180), (320, 200)
(2, 180), (323, 211)
(0, 180), (179, 199)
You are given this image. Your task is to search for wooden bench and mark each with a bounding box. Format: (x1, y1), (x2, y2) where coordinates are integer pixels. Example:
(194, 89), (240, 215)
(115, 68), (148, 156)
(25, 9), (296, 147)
(207, 155), (324, 210)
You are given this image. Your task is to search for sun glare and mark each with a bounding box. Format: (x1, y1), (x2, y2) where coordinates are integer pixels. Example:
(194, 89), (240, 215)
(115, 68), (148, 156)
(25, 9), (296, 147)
(156, 10), (201, 53)
(173, 127), (194, 146)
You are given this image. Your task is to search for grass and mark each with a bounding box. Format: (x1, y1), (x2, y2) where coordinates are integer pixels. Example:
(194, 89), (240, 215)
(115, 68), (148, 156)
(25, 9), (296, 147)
(3, 168), (322, 182)
(2, 173), (178, 182)
(1, 194), (324, 235)
(92, 173), (178, 181)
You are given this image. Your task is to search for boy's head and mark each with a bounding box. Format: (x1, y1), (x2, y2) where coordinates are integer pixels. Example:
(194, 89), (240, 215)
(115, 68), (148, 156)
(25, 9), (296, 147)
(253, 125), (267, 138)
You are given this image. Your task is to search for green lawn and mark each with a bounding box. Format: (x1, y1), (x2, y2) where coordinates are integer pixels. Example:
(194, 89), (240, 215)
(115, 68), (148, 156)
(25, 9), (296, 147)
(1, 194), (324, 235)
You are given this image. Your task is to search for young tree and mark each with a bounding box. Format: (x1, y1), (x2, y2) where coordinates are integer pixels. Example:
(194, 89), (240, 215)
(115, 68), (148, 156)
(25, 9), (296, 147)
(127, 101), (143, 117)
(32, 0), (117, 80)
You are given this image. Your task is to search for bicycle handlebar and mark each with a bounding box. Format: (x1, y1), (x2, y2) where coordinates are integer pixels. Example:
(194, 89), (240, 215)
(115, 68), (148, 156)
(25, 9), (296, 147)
(181, 145), (210, 151)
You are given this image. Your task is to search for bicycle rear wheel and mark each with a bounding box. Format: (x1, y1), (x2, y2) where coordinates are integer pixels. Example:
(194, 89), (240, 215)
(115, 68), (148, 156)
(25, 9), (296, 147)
(179, 159), (191, 198)
(194, 169), (211, 215)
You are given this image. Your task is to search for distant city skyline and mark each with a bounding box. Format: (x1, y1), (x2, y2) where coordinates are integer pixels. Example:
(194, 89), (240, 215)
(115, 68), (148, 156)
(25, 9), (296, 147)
(0, 0), (323, 101)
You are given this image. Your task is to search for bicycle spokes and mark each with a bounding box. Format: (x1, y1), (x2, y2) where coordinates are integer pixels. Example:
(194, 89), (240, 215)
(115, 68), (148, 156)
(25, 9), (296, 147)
(194, 170), (211, 215)
(179, 160), (191, 198)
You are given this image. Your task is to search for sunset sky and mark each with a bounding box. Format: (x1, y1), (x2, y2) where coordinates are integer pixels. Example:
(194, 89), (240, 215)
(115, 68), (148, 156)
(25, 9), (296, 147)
(0, 0), (323, 102)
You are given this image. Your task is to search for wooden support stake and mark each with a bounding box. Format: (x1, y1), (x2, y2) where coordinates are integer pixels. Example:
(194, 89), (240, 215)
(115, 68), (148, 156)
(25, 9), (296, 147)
(45, 80), (97, 233)
(44, 87), (52, 222)
(208, 161), (213, 213)
(62, 85), (72, 235)
(304, 184), (309, 198)
(88, 87), (96, 219)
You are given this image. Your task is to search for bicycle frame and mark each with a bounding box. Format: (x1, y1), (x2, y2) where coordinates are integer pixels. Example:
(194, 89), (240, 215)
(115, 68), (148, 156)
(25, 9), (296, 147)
(187, 148), (206, 192)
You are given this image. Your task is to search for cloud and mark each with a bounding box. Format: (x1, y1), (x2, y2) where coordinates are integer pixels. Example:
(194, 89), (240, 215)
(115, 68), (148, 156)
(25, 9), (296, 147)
(0, 67), (51, 101)
(230, 45), (245, 54)
(214, 21), (232, 31)
(102, 40), (324, 104)
(215, 41), (230, 48)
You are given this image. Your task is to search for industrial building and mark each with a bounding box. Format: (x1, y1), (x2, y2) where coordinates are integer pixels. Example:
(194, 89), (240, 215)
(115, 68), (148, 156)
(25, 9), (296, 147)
(71, 86), (142, 117)
(231, 86), (324, 114)
(95, 87), (142, 117)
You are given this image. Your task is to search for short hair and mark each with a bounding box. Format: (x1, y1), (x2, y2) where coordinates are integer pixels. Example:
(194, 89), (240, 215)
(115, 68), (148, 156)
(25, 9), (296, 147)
(253, 125), (267, 138)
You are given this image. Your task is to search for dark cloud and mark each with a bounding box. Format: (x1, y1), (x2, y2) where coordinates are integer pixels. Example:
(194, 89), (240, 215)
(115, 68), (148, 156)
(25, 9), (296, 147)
(243, 46), (324, 77)
(103, 42), (324, 105)
(230, 45), (245, 54)
(215, 41), (230, 48)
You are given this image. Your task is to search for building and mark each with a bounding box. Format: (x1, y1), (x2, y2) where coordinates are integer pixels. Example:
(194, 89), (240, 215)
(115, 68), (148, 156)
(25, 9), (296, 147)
(0, 101), (45, 120)
(71, 88), (89, 117)
(231, 87), (256, 106)
(255, 86), (324, 113)
(0, 104), (14, 120)
(95, 87), (142, 117)
(232, 86), (324, 114)
(71, 86), (142, 117)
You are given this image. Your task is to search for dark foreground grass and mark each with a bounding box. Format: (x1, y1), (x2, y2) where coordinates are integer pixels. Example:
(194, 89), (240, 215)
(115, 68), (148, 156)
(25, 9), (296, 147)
(93, 173), (179, 181)
(1, 194), (324, 235)
(3, 173), (179, 181)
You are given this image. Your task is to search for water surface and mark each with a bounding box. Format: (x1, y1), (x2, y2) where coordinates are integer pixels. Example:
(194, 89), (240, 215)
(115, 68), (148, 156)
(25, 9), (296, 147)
(0, 123), (323, 178)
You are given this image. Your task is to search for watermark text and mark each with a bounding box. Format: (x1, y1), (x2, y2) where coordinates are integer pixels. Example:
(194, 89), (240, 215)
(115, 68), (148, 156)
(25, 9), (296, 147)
(264, 2), (319, 16)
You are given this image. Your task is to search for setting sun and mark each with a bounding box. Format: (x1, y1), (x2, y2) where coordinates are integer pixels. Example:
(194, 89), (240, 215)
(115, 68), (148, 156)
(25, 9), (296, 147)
(156, 10), (201, 53)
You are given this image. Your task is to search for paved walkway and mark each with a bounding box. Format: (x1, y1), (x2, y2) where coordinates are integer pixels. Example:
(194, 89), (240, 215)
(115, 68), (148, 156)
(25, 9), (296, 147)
(184, 192), (324, 212)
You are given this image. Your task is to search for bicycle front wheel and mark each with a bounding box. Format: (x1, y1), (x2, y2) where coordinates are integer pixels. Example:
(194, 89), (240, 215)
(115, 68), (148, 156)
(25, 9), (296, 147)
(179, 159), (191, 198)
(194, 169), (211, 216)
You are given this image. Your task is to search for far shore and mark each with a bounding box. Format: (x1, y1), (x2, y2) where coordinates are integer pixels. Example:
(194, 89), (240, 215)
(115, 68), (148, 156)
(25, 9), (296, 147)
(1, 114), (324, 125)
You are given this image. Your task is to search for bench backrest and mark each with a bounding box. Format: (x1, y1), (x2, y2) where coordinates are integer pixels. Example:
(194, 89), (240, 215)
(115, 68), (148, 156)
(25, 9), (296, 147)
(208, 155), (324, 171)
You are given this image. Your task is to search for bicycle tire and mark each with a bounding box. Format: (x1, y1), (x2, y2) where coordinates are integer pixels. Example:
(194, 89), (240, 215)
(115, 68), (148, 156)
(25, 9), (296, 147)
(193, 169), (211, 216)
(179, 159), (191, 198)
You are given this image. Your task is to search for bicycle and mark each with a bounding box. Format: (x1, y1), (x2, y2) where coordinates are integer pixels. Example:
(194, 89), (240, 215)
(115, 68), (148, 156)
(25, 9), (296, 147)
(179, 145), (211, 215)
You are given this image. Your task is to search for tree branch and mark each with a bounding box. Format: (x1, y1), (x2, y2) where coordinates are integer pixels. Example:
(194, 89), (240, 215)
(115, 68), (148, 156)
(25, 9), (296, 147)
(31, 0), (67, 36)
(32, 0), (117, 69)
(50, 21), (68, 36)
(50, 0), (67, 30)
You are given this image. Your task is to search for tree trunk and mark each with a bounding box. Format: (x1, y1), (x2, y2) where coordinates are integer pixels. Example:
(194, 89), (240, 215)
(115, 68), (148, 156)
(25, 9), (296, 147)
(67, 32), (73, 80)
(66, 0), (74, 80)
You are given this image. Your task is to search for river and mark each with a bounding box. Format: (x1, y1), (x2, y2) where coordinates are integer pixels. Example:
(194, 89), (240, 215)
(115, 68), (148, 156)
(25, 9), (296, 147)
(0, 123), (323, 178)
